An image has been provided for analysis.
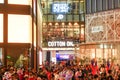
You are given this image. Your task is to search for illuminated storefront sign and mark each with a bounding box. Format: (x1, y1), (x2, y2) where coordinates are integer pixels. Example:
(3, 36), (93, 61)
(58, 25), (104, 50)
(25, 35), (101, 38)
(48, 41), (74, 47)
(57, 14), (64, 20)
(91, 26), (103, 33)
(56, 54), (74, 61)
(52, 3), (69, 13)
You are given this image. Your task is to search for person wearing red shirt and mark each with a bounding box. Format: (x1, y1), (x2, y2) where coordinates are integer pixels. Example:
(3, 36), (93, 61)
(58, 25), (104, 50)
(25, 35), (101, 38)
(28, 71), (36, 80)
(90, 59), (99, 75)
(44, 68), (51, 80)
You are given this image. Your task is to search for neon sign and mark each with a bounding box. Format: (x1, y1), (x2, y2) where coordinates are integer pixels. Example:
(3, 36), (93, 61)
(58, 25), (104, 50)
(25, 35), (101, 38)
(52, 3), (69, 14)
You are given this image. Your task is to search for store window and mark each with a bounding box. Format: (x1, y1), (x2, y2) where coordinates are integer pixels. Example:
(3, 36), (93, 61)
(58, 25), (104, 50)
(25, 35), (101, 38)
(72, 1), (79, 14)
(8, 14), (32, 43)
(0, 0), (4, 3)
(67, 15), (73, 21)
(80, 14), (85, 21)
(0, 14), (3, 42)
(86, 0), (91, 14)
(114, 0), (119, 8)
(74, 15), (79, 21)
(96, 0), (102, 11)
(43, 15), (47, 22)
(102, 0), (108, 11)
(80, 0), (85, 14)
(0, 48), (4, 66)
(48, 15), (53, 22)
(91, 0), (96, 13)
(108, 0), (113, 9)
(48, 2), (52, 14)
(8, 0), (31, 5)
(7, 48), (31, 68)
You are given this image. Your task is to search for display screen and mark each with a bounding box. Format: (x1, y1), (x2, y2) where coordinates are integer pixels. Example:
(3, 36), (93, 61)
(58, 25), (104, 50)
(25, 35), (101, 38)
(56, 54), (74, 61)
(52, 3), (69, 14)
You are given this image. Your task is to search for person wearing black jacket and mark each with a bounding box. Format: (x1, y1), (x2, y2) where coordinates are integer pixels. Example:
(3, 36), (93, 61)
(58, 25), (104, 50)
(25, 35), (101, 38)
(106, 70), (114, 80)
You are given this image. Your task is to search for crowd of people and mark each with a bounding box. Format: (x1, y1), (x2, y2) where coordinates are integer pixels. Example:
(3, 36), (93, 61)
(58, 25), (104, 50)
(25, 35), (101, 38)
(0, 59), (120, 80)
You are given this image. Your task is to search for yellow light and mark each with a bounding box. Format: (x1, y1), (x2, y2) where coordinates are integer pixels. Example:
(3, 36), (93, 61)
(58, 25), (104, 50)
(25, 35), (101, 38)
(68, 22), (72, 25)
(80, 0), (84, 3)
(43, 23), (46, 25)
(48, 23), (52, 25)
(81, 28), (84, 34)
(74, 23), (78, 25)
(55, 23), (59, 25)
(62, 23), (65, 25)
(81, 24), (84, 27)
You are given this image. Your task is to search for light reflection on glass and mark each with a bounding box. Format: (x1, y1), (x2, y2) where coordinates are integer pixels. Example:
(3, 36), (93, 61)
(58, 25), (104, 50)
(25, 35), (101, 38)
(8, 0), (31, 5)
(0, 0), (4, 3)
(8, 14), (32, 43)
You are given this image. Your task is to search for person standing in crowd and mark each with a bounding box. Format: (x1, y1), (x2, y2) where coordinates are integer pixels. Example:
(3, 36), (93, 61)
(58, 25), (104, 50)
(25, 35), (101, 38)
(17, 68), (24, 80)
(65, 67), (74, 80)
(3, 67), (14, 80)
(54, 71), (60, 80)
(106, 60), (111, 73)
(11, 73), (19, 80)
(90, 58), (99, 76)
(1, 58), (120, 80)
(44, 67), (52, 80)
(0, 66), (6, 80)
(75, 68), (82, 80)
(106, 70), (114, 80)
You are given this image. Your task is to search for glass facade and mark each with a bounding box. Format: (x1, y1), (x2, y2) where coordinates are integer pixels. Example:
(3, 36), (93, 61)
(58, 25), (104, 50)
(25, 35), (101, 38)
(0, 0), (36, 68)
(80, 43), (120, 65)
(0, 0), (4, 3)
(96, 0), (102, 11)
(41, 0), (85, 47)
(86, 0), (120, 14)
(8, 14), (32, 43)
(85, 1), (120, 64)
(8, 0), (31, 5)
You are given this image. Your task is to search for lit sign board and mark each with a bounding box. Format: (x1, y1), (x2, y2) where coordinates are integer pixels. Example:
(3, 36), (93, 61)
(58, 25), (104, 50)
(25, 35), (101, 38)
(91, 26), (103, 33)
(48, 41), (74, 47)
(56, 54), (74, 61)
(57, 14), (64, 20)
(52, 3), (69, 14)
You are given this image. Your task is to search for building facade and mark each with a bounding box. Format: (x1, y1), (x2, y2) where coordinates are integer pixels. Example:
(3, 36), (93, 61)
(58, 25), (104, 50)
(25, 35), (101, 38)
(80, 0), (120, 64)
(40, 0), (85, 63)
(0, 0), (42, 70)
